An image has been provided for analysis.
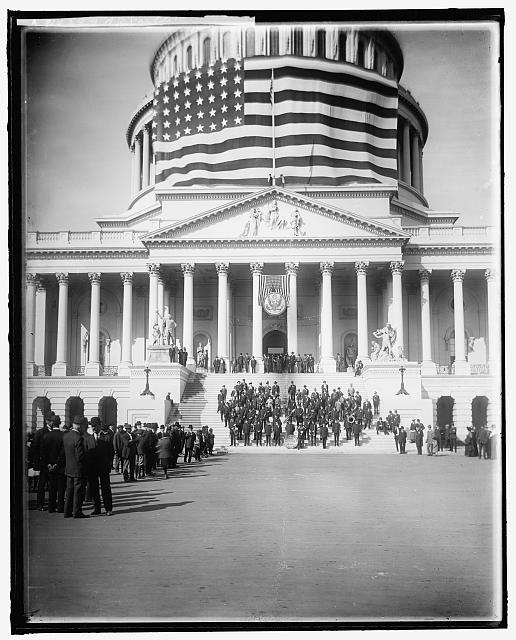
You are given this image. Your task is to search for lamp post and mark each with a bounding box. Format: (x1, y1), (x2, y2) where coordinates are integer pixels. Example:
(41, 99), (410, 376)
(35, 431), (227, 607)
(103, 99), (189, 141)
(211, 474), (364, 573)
(396, 365), (409, 396)
(140, 366), (155, 398)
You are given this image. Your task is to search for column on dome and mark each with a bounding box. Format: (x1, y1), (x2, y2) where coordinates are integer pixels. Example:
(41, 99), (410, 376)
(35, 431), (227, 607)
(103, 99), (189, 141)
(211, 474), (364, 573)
(250, 263), (264, 372)
(355, 261), (370, 363)
(52, 272), (69, 376)
(134, 133), (142, 194)
(390, 261), (404, 358)
(130, 144), (136, 195)
(485, 269), (499, 369)
(411, 130), (421, 191)
(147, 263), (160, 343)
(85, 272), (102, 375)
(119, 272), (133, 374)
(451, 269), (470, 375)
(402, 120), (411, 184)
(319, 261), (336, 372)
(25, 273), (38, 374)
(216, 262), (229, 365)
(142, 126), (151, 188)
(181, 263), (196, 367)
(419, 269), (436, 374)
(418, 143), (424, 195)
(34, 280), (47, 369)
(285, 262), (299, 357)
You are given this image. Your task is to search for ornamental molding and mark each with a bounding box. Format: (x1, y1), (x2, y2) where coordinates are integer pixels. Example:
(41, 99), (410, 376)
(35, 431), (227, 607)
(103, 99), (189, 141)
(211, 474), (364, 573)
(389, 260), (404, 275)
(88, 272), (102, 284)
(320, 261), (335, 275)
(120, 272), (134, 284)
(402, 245), (493, 256)
(56, 272), (69, 284)
(26, 273), (39, 285)
(250, 262), (264, 274)
(451, 269), (466, 282)
(25, 249), (149, 260)
(418, 268), (432, 281)
(145, 237), (406, 250)
(354, 261), (369, 275)
(143, 187), (410, 243)
(215, 262), (230, 276)
(285, 262), (300, 275)
(484, 269), (497, 281)
(181, 262), (195, 275)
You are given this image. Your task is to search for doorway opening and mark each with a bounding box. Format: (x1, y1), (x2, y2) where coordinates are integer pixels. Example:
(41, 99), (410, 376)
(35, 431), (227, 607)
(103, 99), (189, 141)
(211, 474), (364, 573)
(263, 330), (287, 355)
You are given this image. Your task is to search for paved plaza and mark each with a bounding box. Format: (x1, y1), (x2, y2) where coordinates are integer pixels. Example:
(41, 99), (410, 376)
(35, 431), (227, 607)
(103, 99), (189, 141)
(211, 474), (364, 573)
(26, 452), (501, 624)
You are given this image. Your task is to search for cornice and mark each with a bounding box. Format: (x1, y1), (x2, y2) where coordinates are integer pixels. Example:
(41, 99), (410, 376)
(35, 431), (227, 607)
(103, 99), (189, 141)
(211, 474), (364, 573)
(145, 237), (406, 250)
(126, 98), (153, 147)
(26, 249), (149, 260)
(403, 245), (494, 256)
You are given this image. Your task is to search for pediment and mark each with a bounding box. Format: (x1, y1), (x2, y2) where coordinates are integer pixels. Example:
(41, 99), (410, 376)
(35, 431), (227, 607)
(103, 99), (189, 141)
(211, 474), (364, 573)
(142, 188), (409, 244)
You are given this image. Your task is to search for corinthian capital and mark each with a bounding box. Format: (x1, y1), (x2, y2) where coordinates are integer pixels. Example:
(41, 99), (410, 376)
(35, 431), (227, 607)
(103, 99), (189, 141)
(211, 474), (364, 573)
(181, 263), (195, 276)
(216, 262), (230, 276)
(484, 269), (497, 281)
(250, 262), (264, 275)
(418, 268), (432, 282)
(120, 272), (134, 285)
(451, 269), (466, 282)
(88, 272), (102, 284)
(354, 261), (368, 275)
(147, 263), (161, 276)
(389, 261), (404, 275)
(26, 273), (38, 286)
(56, 272), (69, 285)
(320, 261), (334, 275)
(285, 262), (299, 275)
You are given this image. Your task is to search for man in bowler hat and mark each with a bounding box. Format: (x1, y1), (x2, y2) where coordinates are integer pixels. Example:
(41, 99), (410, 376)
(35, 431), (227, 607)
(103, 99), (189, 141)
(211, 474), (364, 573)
(62, 416), (89, 518)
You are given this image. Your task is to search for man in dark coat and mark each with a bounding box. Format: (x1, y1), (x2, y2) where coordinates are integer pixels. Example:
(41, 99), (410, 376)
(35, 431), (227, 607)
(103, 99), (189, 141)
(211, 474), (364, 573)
(170, 423), (183, 467)
(113, 425), (125, 473)
(39, 415), (66, 513)
(264, 418), (273, 446)
(183, 425), (196, 463)
(34, 414), (53, 510)
(353, 420), (362, 447)
(156, 431), (173, 478)
(121, 424), (137, 481)
(320, 423), (329, 449)
(398, 425), (407, 454)
(83, 418), (102, 515)
(332, 419), (341, 447)
(415, 425), (424, 455)
(449, 425), (457, 452)
(62, 416), (89, 518)
(95, 420), (114, 515)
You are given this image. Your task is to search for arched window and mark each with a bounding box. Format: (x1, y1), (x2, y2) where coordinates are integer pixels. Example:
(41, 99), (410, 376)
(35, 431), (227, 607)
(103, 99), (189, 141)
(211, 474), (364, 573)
(99, 396), (118, 428)
(173, 54), (178, 76)
(436, 396), (455, 428)
(186, 45), (193, 69)
(65, 397), (84, 427)
(269, 28), (279, 56)
(32, 397), (51, 430)
(316, 29), (326, 58)
(245, 28), (255, 57)
(222, 31), (231, 59)
(356, 37), (365, 67)
(293, 28), (303, 56)
(203, 37), (211, 65)
(471, 396), (489, 428)
(338, 31), (347, 61)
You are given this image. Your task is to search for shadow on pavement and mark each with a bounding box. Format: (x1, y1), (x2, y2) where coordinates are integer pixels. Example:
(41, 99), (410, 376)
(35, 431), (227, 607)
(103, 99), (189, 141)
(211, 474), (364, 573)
(111, 500), (194, 515)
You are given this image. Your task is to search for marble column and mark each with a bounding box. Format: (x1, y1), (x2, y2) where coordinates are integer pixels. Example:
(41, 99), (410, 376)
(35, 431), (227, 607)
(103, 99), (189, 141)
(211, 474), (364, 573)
(181, 263), (196, 367)
(157, 275), (165, 322)
(134, 134), (142, 194)
(142, 126), (151, 188)
(419, 268), (436, 374)
(130, 144), (136, 195)
(250, 263), (264, 372)
(390, 261), (404, 358)
(355, 261), (370, 363)
(85, 272), (101, 375)
(411, 131), (421, 191)
(402, 120), (411, 184)
(485, 269), (499, 369)
(52, 272), (69, 376)
(147, 263), (160, 343)
(319, 261), (336, 372)
(34, 280), (47, 369)
(418, 146), (424, 195)
(216, 263), (229, 364)
(119, 272), (133, 373)
(25, 273), (38, 374)
(451, 269), (469, 375)
(285, 262), (299, 357)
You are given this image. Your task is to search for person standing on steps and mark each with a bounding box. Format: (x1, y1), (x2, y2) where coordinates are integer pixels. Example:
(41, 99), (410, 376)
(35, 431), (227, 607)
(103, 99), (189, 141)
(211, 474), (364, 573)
(183, 425), (196, 463)
(398, 425), (407, 454)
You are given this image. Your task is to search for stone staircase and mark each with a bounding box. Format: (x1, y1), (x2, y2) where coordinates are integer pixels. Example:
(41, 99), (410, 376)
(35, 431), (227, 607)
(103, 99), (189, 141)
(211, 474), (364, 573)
(178, 371), (384, 449)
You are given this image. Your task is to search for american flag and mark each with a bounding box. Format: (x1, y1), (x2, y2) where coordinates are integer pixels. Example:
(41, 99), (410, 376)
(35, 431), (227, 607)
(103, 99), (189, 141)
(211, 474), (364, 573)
(153, 56), (398, 187)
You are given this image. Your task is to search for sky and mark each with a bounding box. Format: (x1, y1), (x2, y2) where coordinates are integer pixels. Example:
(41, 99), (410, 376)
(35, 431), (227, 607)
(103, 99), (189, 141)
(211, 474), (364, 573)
(22, 20), (500, 231)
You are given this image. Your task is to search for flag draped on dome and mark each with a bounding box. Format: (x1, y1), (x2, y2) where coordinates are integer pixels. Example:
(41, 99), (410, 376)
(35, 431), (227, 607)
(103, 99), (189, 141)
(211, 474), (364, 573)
(152, 55), (399, 187)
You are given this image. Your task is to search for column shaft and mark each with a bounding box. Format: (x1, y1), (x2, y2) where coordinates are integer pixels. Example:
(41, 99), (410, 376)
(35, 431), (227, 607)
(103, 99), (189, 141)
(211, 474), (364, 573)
(411, 131), (421, 190)
(34, 282), (47, 366)
(355, 262), (369, 362)
(402, 120), (411, 184)
(419, 269), (436, 374)
(485, 270), (499, 366)
(52, 273), (69, 375)
(250, 263), (264, 369)
(181, 263), (195, 366)
(147, 264), (160, 342)
(120, 273), (133, 366)
(25, 274), (38, 368)
(451, 269), (469, 374)
(142, 127), (150, 188)
(216, 263), (229, 362)
(157, 277), (164, 321)
(319, 262), (335, 371)
(88, 274), (101, 363)
(286, 262), (299, 356)
(390, 261), (404, 357)
(134, 134), (142, 193)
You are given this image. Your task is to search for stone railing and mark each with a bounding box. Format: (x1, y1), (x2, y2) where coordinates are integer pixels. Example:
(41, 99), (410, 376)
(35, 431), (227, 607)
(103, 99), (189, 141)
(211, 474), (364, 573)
(402, 226), (492, 240)
(102, 366), (119, 376)
(27, 230), (148, 248)
(470, 363), (489, 375)
(69, 366), (85, 376)
(437, 364), (455, 375)
(34, 365), (52, 377)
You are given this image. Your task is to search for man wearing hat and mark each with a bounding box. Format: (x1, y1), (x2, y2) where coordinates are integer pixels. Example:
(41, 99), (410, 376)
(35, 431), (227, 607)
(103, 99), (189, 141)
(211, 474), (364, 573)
(32, 413), (53, 510)
(39, 415), (66, 512)
(63, 415), (89, 518)
(121, 424), (137, 481)
(170, 422), (183, 468)
(96, 420), (114, 515)
(113, 425), (125, 473)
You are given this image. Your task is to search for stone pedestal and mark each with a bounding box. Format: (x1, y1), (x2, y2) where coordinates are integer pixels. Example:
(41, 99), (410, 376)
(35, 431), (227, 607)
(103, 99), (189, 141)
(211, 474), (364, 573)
(454, 360), (471, 376)
(84, 362), (101, 376)
(51, 362), (68, 376)
(319, 357), (336, 373)
(420, 361), (437, 376)
(147, 345), (173, 364)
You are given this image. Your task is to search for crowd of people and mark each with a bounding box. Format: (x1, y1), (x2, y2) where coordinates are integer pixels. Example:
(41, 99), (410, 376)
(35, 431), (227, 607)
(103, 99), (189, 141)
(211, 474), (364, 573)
(26, 414), (215, 518)
(217, 379), (380, 449)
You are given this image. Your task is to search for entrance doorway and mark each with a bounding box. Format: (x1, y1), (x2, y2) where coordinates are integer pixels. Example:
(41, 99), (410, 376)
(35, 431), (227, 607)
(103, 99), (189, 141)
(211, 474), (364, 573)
(263, 330), (287, 355)
(436, 396), (454, 427)
(99, 396), (118, 427)
(471, 396), (488, 428)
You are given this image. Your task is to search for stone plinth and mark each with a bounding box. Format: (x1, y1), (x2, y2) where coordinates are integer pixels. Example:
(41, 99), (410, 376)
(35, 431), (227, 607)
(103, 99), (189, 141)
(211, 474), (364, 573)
(147, 345), (173, 363)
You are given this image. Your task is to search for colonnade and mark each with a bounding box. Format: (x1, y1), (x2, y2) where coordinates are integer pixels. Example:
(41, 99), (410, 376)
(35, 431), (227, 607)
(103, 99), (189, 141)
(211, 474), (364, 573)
(131, 124), (155, 196)
(25, 263), (498, 376)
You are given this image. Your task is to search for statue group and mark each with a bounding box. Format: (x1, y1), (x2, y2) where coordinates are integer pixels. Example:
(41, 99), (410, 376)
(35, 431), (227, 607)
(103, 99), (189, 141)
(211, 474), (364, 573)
(152, 310), (176, 346)
(370, 323), (404, 361)
(241, 201), (305, 237)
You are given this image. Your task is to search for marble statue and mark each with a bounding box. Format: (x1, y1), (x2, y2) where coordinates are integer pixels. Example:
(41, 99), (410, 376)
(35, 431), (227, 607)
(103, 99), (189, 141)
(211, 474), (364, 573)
(373, 323), (397, 359)
(370, 340), (380, 360)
